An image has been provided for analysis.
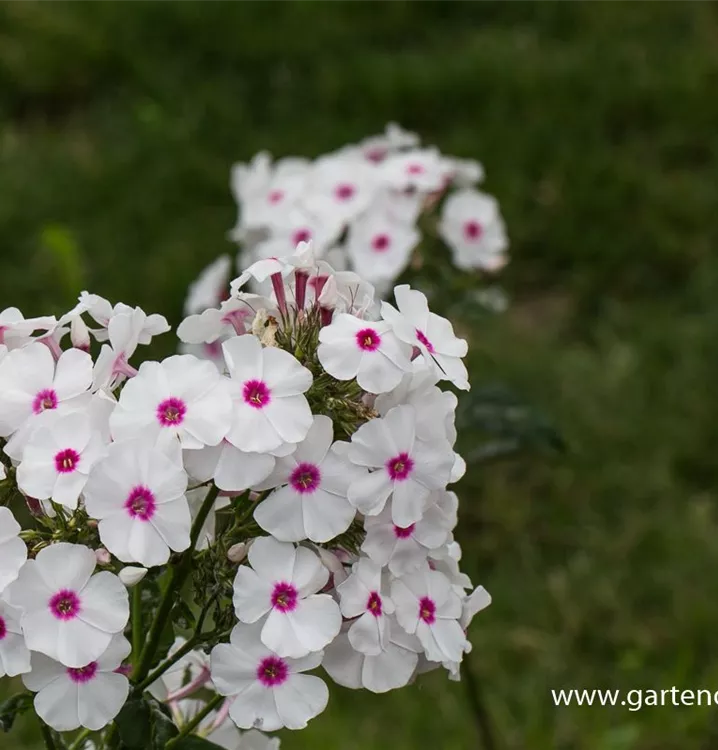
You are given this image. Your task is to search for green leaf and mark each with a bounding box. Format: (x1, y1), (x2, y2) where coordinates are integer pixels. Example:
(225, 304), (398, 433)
(0, 692), (33, 732)
(114, 698), (151, 748)
(149, 698), (179, 749)
(115, 697), (180, 749)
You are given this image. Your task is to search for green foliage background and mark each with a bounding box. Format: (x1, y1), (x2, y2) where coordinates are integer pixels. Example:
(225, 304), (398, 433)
(2, 3), (718, 749)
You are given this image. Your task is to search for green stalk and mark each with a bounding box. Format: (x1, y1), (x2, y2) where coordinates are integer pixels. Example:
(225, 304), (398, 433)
(37, 718), (59, 750)
(131, 483), (220, 684)
(68, 728), (91, 750)
(132, 634), (199, 696)
(131, 581), (144, 665)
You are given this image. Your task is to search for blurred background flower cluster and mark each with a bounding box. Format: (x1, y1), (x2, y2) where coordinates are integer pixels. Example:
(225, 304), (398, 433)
(2, 4), (718, 749)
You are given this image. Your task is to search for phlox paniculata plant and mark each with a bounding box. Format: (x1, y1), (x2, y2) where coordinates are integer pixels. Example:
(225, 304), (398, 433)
(0, 243), (489, 750)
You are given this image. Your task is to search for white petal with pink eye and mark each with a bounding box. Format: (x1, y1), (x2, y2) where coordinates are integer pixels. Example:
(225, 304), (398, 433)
(110, 354), (232, 449)
(211, 622), (329, 732)
(231, 537), (339, 658)
(346, 210), (419, 284)
(318, 314), (412, 394)
(380, 147), (447, 192)
(253, 416), (363, 543)
(439, 187), (508, 271)
(16, 409), (106, 511)
(0, 507), (27, 594)
(84, 439), (190, 567)
(6, 543), (128, 668)
(0, 598), (31, 677)
(23, 634), (131, 731)
(223, 336), (313, 453)
(391, 567), (468, 664)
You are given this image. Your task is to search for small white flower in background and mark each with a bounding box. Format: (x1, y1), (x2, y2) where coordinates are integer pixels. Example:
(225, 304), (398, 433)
(6, 543), (129, 668)
(253, 415), (365, 543)
(16, 410), (106, 510)
(0, 507), (27, 593)
(0, 307), (56, 350)
(211, 621), (328, 732)
(0, 343), (93, 458)
(232, 536), (341, 659)
(380, 147), (447, 193)
(347, 404), (455, 527)
(0, 598), (31, 677)
(391, 566), (469, 664)
(346, 210), (420, 286)
(322, 616), (422, 694)
(109, 354), (232, 450)
(381, 284), (470, 391)
(222, 335), (313, 453)
(336, 557), (394, 656)
(148, 636), (211, 702)
(318, 314), (412, 394)
(439, 188), (509, 272)
(22, 634), (131, 731)
(83, 438), (190, 567)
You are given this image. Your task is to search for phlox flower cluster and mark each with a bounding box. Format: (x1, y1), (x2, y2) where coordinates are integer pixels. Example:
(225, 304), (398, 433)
(186, 123), (508, 326)
(0, 243), (489, 750)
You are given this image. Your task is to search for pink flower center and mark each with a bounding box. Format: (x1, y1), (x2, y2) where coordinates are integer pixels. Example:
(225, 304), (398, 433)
(365, 147), (387, 163)
(156, 397), (187, 427)
(292, 228), (312, 245)
(67, 662), (98, 684)
(49, 589), (81, 621)
(67, 661), (97, 684)
(271, 582), (298, 612)
(267, 189), (284, 204)
(256, 656), (289, 687)
(356, 328), (381, 352)
(463, 220), (483, 241)
(124, 486), (157, 521)
(243, 379), (271, 409)
(289, 462), (321, 494)
(418, 596), (436, 625)
(415, 329), (435, 354)
(371, 234), (391, 253)
(54, 448), (80, 474)
(334, 183), (356, 201)
(0, 616), (6, 641)
(32, 388), (58, 415)
(393, 523), (415, 539)
(115, 664), (132, 677)
(387, 452), (414, 481)
(366, 591), (383, 618)
(406, 163), (425, 176)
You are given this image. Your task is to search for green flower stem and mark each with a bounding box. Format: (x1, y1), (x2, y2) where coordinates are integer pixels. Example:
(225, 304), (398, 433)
(131, 581), (143, 665)
(68, 728), (92, 750)
(37, 717), (59, 750)
(132, 634), (199, 696)
(165, 694), (224, 749)
(131, 483), (221, 685)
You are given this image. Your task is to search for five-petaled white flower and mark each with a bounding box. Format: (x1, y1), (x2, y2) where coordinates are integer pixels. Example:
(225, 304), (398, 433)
(211, 621), (329, 732)
(16, 410), (106, 510)
(317, 314), (411, 394)
(84, 438), (191, 567)
(381, 285), (470, 391)
(109, 354), (232, 450)
(22, 633), (131, 731)
(232, 536), (341, 659)
(222, 335), (313, 454)
(6, 543), (129, 668)
(347, 404), (454, 527)
(253, 415), (365, 543)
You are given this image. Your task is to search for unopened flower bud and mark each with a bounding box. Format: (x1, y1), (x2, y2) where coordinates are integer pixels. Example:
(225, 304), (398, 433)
(227, 541), (250, 564)
(95, 547), (112, 565)
(118, 566), (148, 587)
(70, 316), (91, 351)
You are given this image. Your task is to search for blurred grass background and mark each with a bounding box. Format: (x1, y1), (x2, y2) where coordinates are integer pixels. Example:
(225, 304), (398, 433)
(2, 3), (718, 749)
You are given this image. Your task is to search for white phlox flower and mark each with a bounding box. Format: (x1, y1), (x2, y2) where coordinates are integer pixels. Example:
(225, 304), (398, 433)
(232, 536), (341, 659)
